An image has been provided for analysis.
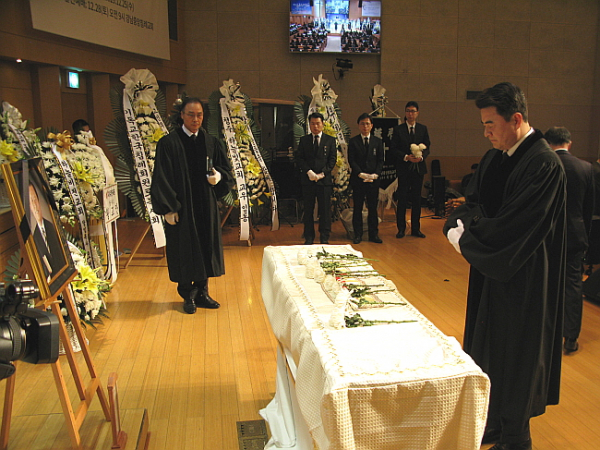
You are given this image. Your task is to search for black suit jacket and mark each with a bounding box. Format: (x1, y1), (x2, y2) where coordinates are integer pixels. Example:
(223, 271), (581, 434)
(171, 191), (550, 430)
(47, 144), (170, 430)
(294, 133), (338, 186)
(390, 122), (430, 175)
(33, 218), (66, 279)
(556, 149), (594, 253)
(348, 134), (384, 185)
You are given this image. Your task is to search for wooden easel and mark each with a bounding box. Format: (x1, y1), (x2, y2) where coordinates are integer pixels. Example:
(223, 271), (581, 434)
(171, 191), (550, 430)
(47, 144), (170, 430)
(1, 261), (122, 449)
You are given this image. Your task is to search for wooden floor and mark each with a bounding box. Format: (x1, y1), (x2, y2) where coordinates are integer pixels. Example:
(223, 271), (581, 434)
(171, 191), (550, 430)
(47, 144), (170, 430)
(2, 208), (600, 449)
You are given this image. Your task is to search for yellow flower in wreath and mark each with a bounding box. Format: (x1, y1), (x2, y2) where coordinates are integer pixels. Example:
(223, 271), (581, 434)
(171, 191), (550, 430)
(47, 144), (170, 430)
(72, 264), (102, 296)
(72, 161), (95, 184)
(0, 140), (20, 162)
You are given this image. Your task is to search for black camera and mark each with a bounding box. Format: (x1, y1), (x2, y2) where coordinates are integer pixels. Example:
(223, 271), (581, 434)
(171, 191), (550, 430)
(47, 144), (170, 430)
(0, 280), (60, 380)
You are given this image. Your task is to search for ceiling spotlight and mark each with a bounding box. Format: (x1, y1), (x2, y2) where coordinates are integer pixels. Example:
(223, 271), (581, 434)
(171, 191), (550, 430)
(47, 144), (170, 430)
(16, 59), (22, 63)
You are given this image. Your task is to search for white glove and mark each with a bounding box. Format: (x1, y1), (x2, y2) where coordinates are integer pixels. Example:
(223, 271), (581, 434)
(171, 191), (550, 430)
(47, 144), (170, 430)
(316, 172), (325, 180)
(307, 170), (318, 181)
(207, 168), (221, 185)
(446, 219), (464, 254)
(165, 211), (179, 225)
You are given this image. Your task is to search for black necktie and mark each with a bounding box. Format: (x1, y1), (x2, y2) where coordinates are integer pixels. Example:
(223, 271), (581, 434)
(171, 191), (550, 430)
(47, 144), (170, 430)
(314, 135), (319, 150)
(409, 126), (415, 143)
(191, 133), (197, 142)
(364, 137), (369, 148)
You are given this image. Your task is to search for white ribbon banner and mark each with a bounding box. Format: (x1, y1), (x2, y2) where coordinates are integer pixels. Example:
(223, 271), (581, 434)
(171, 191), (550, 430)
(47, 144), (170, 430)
(220, 98), (250, 241)
(8, 124), (30, 155)
(242, 111), (279, 231)
(122, 93), (166, 248)
(51, 146), (94, 268)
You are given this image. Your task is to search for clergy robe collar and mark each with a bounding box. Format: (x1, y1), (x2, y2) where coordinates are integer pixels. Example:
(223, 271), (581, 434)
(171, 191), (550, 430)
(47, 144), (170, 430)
(506, 127), (534, 157)
(182, 124), (198, 138)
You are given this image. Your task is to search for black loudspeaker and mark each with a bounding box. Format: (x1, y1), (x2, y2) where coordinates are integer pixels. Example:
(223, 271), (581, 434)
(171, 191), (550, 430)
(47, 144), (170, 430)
(432, 175), (445, 217)
(583, 269), (600, 303)
(310, 0), (314, 5)
(359, 0), (363, 7)
(431, 159), (441, 177)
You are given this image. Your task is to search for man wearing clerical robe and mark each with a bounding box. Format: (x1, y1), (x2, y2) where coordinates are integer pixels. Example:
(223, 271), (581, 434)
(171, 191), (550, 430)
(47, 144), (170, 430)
(444, 82), (566, 450)
(151, 98), (232, 314)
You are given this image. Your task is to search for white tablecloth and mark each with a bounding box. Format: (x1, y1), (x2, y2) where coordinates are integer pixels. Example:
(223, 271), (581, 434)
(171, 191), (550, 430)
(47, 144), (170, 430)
(260, 245), (490, 450)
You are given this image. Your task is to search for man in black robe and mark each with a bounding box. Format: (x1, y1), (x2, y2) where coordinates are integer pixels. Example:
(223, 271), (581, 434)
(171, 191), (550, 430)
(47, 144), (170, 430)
(443, 82), (566, 450)
(151, 97), (232, 314)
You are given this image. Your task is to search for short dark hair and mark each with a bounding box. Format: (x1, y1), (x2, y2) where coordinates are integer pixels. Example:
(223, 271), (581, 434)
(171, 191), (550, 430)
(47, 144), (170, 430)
(405, 101), (419, 111)
(475, 82), (528, 122)
(308, 112), (325, 122)
(544, 126), (571, 146)
(181, 97), (203, 111)
(357, 113), (372, 124)
(72, 119), (89, 135)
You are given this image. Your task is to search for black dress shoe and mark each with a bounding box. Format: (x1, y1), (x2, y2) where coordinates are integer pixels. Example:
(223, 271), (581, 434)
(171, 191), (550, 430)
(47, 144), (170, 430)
(369, 236), (383, 243)
(183, 288), (198, 314)
(195, 294), (220, 309)
(411, 231), (426, 238)
(489, 439), (532, 450)
(320, 238), (329, 244)
(304, 239), (314, 245)
(353, 237), (361, 244)
(481, 427), (502, 445)
(564, 337), (579, 354)
(396, 232), (405, 239)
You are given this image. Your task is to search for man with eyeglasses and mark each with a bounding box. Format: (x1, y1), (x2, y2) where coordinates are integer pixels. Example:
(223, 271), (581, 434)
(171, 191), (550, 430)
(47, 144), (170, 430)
(390, 101), (430, 238)
(151, 97), (233, 314)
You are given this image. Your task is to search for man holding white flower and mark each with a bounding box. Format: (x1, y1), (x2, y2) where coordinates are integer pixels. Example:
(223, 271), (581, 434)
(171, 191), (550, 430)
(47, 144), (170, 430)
(390, 101), (430, 238)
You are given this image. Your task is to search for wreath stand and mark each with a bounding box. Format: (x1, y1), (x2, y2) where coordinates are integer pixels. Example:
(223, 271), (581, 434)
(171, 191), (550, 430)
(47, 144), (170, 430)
(1, 258), (145, 449)
(119, 220), (165, 270)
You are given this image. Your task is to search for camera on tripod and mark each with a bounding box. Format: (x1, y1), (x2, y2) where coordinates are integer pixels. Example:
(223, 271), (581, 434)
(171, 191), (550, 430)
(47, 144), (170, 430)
(0, 280), (60, 381)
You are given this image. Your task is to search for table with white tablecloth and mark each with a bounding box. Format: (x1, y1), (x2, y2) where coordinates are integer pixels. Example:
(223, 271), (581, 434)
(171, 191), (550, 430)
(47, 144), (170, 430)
(259, 245), (490, 450)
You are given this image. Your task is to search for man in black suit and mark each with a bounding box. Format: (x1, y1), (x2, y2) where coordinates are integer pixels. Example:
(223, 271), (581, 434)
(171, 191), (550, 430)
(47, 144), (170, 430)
(348, 113), (384, 244)
(545, 126), (594, 354)
(29, 183), (65, 281)
(294, 112), (337, 245)
(390, 101), (430, 238)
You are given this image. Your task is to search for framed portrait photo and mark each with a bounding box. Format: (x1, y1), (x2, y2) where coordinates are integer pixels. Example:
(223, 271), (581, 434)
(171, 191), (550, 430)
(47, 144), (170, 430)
(1, 157), (76, 300)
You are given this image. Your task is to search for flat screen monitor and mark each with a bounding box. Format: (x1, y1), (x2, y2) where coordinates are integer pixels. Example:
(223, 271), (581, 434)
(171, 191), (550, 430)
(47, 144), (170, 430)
(289, 0), (381, 54)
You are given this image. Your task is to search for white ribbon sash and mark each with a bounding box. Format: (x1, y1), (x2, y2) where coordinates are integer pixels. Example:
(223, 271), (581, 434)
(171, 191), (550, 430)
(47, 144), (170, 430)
(122, 92), (166, 248)
(220, 98), (250, 241)
(51, 146), (94, 267)
(8, 123), (30, 156)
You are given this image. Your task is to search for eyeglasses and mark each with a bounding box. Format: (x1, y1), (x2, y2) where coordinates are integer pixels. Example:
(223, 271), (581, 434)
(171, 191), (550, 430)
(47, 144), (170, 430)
(184, 112), (203, 118)
(405, 109), (418, 113)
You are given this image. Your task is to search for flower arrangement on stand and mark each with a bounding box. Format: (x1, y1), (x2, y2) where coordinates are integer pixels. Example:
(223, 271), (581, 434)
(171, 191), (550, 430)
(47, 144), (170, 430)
(105, 68), (170, 221)
(57, 242), (110, 353)
(294, 75), (352, 218)
(0, 101), (42, 163)
(206, 82), (273, 209)
(205, 80), (279, 240)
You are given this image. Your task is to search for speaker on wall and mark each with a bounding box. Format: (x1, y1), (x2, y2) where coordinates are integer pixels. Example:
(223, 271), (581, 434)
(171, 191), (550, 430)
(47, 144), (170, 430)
(310, 0), (314, 6)
(359, 0), (363, 7)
